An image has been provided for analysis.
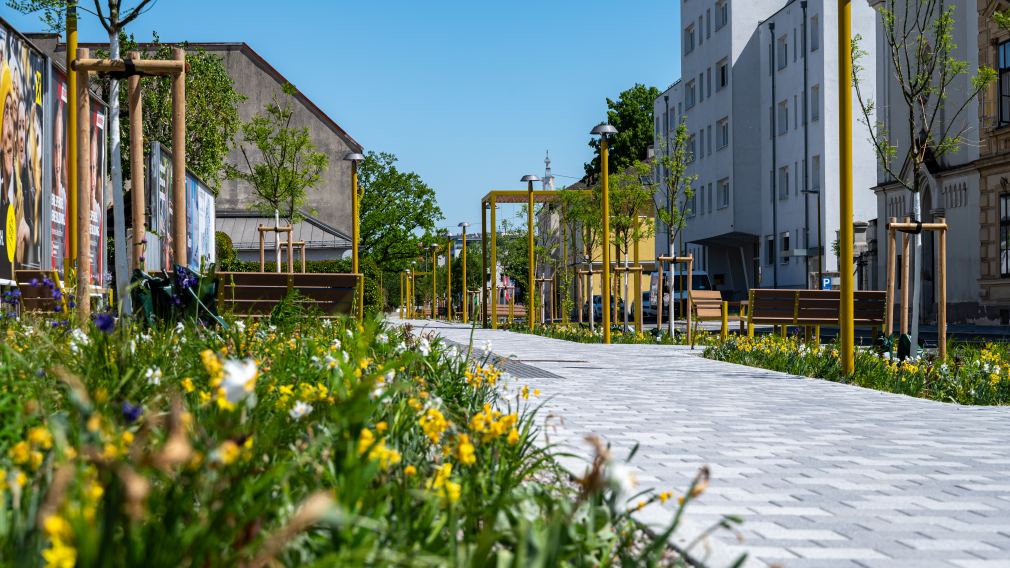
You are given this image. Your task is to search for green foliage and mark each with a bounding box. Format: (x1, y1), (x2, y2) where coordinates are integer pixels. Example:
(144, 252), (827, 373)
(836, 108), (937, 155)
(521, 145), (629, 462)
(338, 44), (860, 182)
(358, 151), (443, 273)
(653, 120), (696, 251)
(214, 231), (239, 271)
(705, 334), (1010, 405)
(500, 321), (712, 346)
(5, 0), (67, 33)
(227, 84), (328, 223)
(584, 84), (661, 179)
(609, 161), (657, 259)
(110, 33), (245, 191)
(0, 315), (735, 565)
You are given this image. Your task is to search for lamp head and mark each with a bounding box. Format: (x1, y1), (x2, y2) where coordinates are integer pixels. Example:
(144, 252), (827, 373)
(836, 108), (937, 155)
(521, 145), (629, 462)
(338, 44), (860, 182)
(521, 175), (541, 183)
(458, 222), (470, 228)
(590, 123), (618, 137)
(344, 152), (365, 162)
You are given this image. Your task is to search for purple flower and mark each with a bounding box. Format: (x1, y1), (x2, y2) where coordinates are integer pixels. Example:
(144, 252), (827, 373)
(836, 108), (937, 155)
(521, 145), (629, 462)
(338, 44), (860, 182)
(93, 313), (115, 334)
(122, 401), (143, 424)
(29, 278), (39, 287)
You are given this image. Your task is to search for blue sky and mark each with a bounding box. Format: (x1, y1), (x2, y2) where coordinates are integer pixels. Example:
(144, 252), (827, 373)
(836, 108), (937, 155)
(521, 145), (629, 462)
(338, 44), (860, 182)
(5, 0), (680, 232)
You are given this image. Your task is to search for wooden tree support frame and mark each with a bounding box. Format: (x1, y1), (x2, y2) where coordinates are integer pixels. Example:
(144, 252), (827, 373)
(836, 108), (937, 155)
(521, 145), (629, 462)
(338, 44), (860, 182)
(71, 50), (189, 322)
(657, 255), (695, 345)
(257, 225), (295, 274)
(613, 265), (644, 334)
(534, 277), (552, 325)
(885, 216), (948, 359)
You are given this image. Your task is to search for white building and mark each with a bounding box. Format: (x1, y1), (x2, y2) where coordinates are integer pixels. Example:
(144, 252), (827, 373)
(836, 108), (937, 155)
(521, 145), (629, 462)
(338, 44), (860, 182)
(655, 0), (877, 298)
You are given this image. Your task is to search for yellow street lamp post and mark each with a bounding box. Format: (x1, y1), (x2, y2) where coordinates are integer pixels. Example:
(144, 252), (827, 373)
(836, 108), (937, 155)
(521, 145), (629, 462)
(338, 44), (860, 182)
(446, 236), (453, 321)
(344, 152), (366, 319)
(521, 175), (541, 331)
(430, 244), (438, 319)
(459, 222), (470, 323)
(591, 124), (618, 344)
(837, 0), (854, 375)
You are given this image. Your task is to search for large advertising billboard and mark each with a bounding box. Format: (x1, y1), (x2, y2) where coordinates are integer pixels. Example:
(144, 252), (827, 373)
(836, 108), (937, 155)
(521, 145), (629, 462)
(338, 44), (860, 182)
(0, 20), (48, 284)
(146, 142), (214, 272)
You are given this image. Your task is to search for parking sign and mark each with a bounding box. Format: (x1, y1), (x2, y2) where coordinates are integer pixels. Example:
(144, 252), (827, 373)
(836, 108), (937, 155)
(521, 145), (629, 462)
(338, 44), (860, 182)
(822, 277), (832, 290)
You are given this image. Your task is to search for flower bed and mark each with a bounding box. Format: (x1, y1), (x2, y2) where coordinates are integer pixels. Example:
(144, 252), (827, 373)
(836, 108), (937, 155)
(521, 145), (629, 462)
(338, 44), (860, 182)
(704, 334), (1010, 405)
(0, 314), (732, 566)
(497, 322), (716, 346)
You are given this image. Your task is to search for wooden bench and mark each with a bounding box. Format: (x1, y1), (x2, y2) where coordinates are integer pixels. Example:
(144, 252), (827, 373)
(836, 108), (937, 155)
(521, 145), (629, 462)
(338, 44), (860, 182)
(217, 272), (359, 317)
(15, 270), (70, 314)
(745, 289), (886, 339)
(689, 289), (744, 339)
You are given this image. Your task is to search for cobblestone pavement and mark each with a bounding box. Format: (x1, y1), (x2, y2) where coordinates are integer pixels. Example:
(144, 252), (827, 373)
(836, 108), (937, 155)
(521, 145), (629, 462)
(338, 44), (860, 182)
(403, 319), (1010, 568)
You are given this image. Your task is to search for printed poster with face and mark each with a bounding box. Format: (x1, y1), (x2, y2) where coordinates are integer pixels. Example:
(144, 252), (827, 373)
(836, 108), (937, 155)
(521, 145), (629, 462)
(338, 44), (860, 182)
(0, 20), (48, 284)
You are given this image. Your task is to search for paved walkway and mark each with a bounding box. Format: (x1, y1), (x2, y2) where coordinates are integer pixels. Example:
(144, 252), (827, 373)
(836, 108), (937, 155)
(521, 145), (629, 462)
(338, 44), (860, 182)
(404, 319), (1010, 568)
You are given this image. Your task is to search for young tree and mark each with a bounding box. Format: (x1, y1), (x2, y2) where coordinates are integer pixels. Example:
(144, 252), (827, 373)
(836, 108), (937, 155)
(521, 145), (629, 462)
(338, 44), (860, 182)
(584, 83), (661, 179)
(227, 84), (328, 223)
(608, 160), (657, 327)
(653, 120), (696, 335)
(852, 1), (994, 349)
(357, 151), (443, 273)
(560, 185), (601, 330)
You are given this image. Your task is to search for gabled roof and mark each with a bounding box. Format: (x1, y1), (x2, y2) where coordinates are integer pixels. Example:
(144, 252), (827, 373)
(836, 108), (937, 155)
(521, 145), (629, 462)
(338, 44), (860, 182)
(60, 39), (363, 153)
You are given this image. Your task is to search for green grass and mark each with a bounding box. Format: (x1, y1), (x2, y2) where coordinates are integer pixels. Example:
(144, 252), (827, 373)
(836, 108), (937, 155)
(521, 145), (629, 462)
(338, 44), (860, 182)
(0, 313), (737, 566)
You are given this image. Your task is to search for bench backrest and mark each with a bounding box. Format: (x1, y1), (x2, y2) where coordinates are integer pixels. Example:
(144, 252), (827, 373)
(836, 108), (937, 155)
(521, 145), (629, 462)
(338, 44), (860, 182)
(217, 272), (358, 316)
(747, 289), (885, 325)
(690, 289), (724, 319)
(15, 270), (65, 313)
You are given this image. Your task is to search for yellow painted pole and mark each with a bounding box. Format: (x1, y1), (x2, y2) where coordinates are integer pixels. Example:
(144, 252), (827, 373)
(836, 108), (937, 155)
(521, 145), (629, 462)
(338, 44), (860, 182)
(601, 139), (612, 344)
(66, 4), (78, 264)
(351, 159), (364, 319)
(838, 0), (854, 375)
(527, 180), (535, 331)
(461, 225), (468, 323)
(446, 238), (452, 320)
(490, 196), (498, 329)
(634, 236), (642, 333)
(431, 246), (437, 319)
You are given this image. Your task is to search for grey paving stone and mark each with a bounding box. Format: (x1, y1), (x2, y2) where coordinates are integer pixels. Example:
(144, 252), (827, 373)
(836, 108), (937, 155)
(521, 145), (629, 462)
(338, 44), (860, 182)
(405, 319), (1010, 567)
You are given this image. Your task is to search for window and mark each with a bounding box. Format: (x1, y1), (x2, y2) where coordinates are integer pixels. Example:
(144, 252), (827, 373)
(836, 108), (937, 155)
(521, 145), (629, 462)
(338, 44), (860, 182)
(706, 9), (711, 39)
(794, 94), (799, 129)
(811, 84), (820, 121)
(812, 155), (821, 190)
(707, 125), (712, 155)
(687, 134), (696, 161)
(777, 35), (788, 70)
(1000, 41), (1010, 126)
(769, 106), (774, 139)
(655, 117), (661, 136)
(688, 192), (697, 217)
(1001, 193), (1010, 277)
(706, 67), (712, 97)
(717, 118), (729, 149)
(718, 178), (729, 208)
(699, 185), (705, 214)
(685, 80), (696, 109)
(766, 235), (776, 265)
(781, 232), (790, 264)
(685, 25), (695, 54)
(708, 183), (713, 214)
(778, 165), (789, 198)
(699, 129), (705, 159)
(717, 58), (729, 90)
(777, 101), (788, 135)
(699, 73), (705, 101)
(810, 15), (820, 52)
(716, 0), (728, 30)
(793, 28), (798, 62)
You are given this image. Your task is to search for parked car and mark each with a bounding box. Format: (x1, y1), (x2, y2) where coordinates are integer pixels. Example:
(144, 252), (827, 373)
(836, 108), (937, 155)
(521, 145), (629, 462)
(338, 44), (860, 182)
(648, 269), (715, 317)
(637, 291), (655, 319)
(581, 295), (625, 322)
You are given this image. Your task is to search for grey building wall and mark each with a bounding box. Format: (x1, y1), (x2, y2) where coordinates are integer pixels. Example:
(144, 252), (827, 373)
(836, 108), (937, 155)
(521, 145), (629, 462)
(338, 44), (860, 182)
(26, 36), (363, 239)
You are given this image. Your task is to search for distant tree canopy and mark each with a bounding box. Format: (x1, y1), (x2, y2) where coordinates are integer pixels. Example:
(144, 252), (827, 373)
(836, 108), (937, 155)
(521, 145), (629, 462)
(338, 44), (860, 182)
(584, 83), (660, 180)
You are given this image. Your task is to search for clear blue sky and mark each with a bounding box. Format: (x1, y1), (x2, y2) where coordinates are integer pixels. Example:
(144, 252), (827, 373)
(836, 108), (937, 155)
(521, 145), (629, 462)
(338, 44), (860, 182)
(5, 0), (680, 233)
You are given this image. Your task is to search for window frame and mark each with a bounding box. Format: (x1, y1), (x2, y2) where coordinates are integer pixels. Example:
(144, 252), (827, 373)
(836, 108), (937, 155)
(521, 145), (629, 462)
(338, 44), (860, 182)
(718, 178), (730, 208)
(715, 0), (728, 30)
(810, 15), (820, 52)
(999, 41), (1010, 127)
(717, 58), (729, 90)
(1001, 193), (1010, 277)
(716, 117), (729, 149)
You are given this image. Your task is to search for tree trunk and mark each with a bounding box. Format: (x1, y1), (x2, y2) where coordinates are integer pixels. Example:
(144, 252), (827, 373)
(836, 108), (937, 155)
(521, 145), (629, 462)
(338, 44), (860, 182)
(588, 266), (594, 332)
(109, 31), (131, 313)
(669, 237), (676, 337)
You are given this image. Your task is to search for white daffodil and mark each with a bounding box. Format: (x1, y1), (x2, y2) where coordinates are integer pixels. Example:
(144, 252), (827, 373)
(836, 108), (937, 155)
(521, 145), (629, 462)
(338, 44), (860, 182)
(221, 359), (258, 404)
(175, 322), (185, 334)
(288, 400), (313, 420)
(235, 320), (246, 333)
(69, 328), (90, 353)
(384, 369), (396, 382)
(607, 463), (638, 498)
(145, 367), (163, 386)
(481, 340), (493, 353)
(331, 338), (342, 350)
(417, 337), (431, 357)
(376, 333), (388, 345)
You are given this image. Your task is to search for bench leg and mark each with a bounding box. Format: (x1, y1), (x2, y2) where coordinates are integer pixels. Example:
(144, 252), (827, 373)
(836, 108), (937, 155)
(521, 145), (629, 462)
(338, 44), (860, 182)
(815, 325), (821, 344)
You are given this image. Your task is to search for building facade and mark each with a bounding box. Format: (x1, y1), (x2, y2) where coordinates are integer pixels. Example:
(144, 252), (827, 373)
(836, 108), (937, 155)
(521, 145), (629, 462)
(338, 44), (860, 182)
(26, 36), (362, 260)
(655, 0), (877, 299)
(868, 0), (983, 323)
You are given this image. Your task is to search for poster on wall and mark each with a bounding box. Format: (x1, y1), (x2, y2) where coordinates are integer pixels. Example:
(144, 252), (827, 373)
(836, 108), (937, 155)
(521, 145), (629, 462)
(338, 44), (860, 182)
(49, 67), (106, 287)
(147, 142), (214, 272)
(0, 20), (48, 284)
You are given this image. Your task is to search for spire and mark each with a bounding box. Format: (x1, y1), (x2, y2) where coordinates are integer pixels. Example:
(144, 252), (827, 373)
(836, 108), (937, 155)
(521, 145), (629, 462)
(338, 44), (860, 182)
(543, 151), (555, 190)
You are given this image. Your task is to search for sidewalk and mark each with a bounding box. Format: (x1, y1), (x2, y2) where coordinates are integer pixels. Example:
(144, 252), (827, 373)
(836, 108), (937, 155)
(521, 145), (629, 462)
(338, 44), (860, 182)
(403, 318), (1010, 568)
